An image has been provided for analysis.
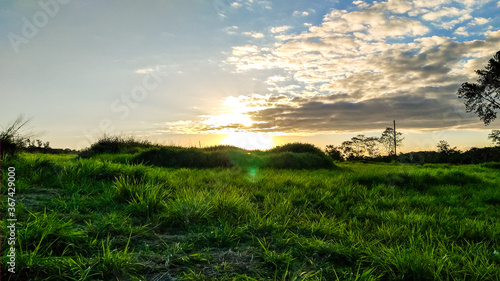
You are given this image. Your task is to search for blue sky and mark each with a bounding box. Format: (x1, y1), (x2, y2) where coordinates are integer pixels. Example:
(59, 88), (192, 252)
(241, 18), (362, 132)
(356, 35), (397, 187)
(1, 0), (499, 151)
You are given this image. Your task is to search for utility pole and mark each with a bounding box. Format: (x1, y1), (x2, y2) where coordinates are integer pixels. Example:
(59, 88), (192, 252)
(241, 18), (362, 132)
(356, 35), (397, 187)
(393, 120), (397, 156)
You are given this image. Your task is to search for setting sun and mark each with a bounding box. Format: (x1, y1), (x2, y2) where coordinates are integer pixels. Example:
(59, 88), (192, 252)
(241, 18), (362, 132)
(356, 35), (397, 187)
(220, 132), (275, 150)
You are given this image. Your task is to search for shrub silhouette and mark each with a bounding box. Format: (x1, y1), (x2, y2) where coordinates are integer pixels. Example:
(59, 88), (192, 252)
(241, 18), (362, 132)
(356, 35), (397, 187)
(269, 143), (326, 157)
(0, 114), (36, 157)
(265, 152), (334, 169)
(131, 147), (233, 168)
(79, 135), (155, 158)
(132, 145), (334, 170)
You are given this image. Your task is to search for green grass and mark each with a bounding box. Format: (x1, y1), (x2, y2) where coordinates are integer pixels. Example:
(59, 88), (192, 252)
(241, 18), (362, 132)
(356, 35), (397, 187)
(1, 152), (500, 280)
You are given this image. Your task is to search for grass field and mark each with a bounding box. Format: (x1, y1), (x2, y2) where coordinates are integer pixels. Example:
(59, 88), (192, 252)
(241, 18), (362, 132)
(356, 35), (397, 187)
(1, 152), (500, 280)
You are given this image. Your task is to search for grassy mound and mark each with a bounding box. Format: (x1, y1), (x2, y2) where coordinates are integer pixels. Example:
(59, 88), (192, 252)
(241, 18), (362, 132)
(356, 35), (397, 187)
(269, 142), (326, 157)
(131, 147), (233, 168)
(265, 151), (334, 169)
(80, 138), (334, 170)
(131, 147), (334, 169)
(79, 135), (156, 158)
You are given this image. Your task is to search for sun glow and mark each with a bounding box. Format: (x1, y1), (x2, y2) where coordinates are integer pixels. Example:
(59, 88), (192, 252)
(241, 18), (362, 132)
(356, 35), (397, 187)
(202, 95), (272, 129)
(220, 132), (275, 150)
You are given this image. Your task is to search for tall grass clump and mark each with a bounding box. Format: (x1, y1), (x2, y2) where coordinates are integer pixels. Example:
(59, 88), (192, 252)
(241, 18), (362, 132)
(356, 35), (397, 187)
(0, 114), (36, 157)
(161, 188), (213, 228)
(90, 234), (144, 280)
(112, 176), (170, 218)
(79, 135), (155, 158)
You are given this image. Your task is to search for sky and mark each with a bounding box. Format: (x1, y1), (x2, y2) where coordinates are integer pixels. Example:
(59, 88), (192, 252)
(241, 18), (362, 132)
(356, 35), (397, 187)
(1, 0), (499, 151)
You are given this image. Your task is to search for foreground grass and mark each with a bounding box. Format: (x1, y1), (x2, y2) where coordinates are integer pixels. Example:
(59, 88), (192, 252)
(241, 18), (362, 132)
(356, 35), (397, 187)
(1, 153), (500, 280)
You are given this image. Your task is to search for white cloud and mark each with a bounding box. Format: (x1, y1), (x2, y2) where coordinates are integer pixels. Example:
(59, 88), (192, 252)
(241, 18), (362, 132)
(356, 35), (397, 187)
(422, 7), (462, 21)
(385, 0), (413, 14)
(243, 31), (265, 38)
(471, 17), (489, 25)
(265, 75), (287, 84)
(226, 5), (499, 99)
(312, 9), (429, 41)
(224, 25), (239, 35)
(270, 25), (291, 33)
(231, 45), (260, 56)
(135, 68), (154, 74)
(412, 0), (450, 8)
(434, 13), (473, 30)
(231, 2), (242, 8)
(293, 10), (309, 16)
(353, 0), (370, 8)
(454, 26), (469, 36)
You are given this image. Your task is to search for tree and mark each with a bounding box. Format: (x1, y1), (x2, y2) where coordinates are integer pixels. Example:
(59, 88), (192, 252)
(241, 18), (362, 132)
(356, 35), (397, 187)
(437, 140), (459, 155)
(325, 145), (343, 161)
(457, 50), (500, 125)
(489, 130), (500, 146)
(379, 127), (404, 156)
(339, 140), (356, 160)
(331, 135), (381, 160)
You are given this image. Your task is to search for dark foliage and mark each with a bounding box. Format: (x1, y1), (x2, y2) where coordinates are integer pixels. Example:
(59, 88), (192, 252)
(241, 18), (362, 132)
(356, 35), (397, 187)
(325, 145), (344, 161)
(489, 130), (500, 146)
(0, 114), (36, 157)
(265, 152), (334, 169)
(0, 139), (17, 157)
(131, 147), (233, 168)
(396, 147), (500, 164)
(131, 146), (334, 170)
(269, 143), (327, 157)
(457, 50), (500, 125)
(79, 135), (156, 158)
(380, 127), (404, 156)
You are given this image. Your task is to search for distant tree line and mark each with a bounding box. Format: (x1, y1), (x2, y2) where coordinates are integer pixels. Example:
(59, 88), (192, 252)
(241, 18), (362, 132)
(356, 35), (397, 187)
(326, 135), (500, 164)
(325, 126), (404, 161)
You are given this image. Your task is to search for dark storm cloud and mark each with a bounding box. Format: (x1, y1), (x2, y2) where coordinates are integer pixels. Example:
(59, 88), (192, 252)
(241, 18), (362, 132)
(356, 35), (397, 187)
(239, 93), (478, 132)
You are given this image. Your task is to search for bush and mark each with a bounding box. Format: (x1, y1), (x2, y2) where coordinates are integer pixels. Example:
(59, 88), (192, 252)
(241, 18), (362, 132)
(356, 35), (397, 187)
(0, 114), (35, 157)
(79, 135), (155, 158)
(269, 143), (327, 157)
(264, 152), (333, 169)
(132, 145), (335, 170)
(131, 147), (233, 168)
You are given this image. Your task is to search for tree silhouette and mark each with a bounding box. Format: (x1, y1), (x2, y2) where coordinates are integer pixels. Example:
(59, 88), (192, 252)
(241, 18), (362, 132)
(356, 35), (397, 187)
(489, 130), (500, 146)
(325, 145), (343, 161)
(457, 50), (500, 125)
(380, 127), (403, 156)
(437, 140), (459, 155)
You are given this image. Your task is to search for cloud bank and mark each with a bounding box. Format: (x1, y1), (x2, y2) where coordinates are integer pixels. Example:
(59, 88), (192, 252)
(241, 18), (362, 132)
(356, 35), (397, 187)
(208, 0), (500, 134)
